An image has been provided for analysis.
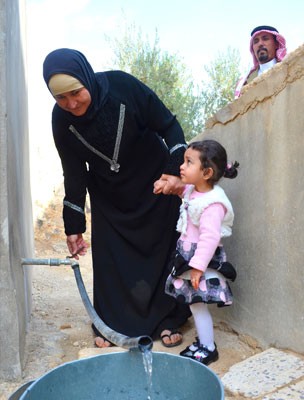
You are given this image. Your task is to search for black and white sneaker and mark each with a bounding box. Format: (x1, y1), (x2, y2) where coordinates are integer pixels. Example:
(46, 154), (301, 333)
(179, 337), (199, 358)
(192, 343), (219, 366)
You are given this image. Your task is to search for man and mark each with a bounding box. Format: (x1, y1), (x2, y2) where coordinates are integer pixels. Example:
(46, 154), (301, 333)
(235, 25), (287, 98)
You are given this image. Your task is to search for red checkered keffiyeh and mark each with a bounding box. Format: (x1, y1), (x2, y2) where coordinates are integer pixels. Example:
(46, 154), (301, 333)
(234, 28), (287, 98)
(249, 29), (287, 70)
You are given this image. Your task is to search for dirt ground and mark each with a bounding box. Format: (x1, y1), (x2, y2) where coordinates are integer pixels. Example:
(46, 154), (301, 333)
(0, 187), (261, 399)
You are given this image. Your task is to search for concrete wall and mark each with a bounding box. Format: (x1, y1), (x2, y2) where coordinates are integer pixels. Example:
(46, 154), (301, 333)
(0, 0), (34, 379)
(198, 45), (304, 353)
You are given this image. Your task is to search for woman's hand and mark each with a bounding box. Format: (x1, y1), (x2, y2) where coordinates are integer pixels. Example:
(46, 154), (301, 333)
(190, 268), (203, 290)
(153, 174), (185, 196)
(66, 234), (89, 259)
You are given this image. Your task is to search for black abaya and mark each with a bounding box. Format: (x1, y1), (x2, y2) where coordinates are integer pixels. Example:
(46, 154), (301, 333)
(43, 50), (191, 338)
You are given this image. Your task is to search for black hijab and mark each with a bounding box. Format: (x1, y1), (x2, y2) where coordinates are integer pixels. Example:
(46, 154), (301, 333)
(43, 48), (109, 122)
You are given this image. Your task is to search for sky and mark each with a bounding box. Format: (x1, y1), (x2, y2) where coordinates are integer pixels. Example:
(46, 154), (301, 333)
(26, 0), (304, 119)
(26, 0), (304, 75)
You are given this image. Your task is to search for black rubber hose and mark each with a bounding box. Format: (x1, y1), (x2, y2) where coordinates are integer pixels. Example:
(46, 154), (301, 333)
(71, 263), (153, 352)
(21, 258), (153, 352)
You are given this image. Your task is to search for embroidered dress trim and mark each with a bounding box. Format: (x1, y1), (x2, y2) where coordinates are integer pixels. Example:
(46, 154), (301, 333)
(169, 143), (187, 154)
(69, 103), (126, 173)
(63, 200), (85, 214)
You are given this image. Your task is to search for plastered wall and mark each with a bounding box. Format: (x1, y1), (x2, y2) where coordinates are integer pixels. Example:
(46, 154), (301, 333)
(0, 0), (34, 379)
(198, 44), (304, 353)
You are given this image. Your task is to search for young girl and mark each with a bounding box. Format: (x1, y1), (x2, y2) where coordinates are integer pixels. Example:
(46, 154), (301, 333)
(165, 139), (239, 366)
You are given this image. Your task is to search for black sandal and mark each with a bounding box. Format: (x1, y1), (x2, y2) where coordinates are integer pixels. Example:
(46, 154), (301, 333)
(91, 324), (115, 347)
(160, 329), (183, 348)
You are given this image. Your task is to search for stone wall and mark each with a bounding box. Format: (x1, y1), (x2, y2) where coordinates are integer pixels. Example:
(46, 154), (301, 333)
(0, 0), (33, 379)
(198, 44), (304, 353)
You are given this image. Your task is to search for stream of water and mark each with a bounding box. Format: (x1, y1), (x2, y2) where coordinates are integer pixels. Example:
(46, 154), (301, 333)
(142, 348), (153, 399)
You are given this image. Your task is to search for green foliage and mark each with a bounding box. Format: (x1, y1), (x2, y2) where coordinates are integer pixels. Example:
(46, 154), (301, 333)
(107, 24), (204, 141)
(200, 47), (241, 121)
(108, 24), (242, 138)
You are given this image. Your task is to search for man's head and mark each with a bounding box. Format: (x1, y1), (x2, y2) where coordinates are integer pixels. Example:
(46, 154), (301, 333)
(249, 25), (286, 68)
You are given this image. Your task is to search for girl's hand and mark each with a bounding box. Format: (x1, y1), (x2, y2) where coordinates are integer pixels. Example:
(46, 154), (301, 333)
(153, 177), (168, 194)
(153, 174), (185, 196)
(190, 268), (203, 290)
(66, 234), (89, 259)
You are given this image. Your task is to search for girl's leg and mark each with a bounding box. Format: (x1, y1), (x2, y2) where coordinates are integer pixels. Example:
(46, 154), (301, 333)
(187, 302), (218, 365)
(190, 302), (215, 351)
(180, 302), (214, 357)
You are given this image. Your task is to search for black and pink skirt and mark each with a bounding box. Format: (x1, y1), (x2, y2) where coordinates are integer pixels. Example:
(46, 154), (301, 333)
(165, 240), (233, 307)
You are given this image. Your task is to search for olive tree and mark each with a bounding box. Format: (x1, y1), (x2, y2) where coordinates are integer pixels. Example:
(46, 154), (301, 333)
(108, 24), (204, 141)
(200, 47), (241, 121)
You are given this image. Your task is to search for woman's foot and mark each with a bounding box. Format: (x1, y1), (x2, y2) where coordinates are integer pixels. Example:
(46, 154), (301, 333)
(160, 329), (183, 347)
(94, 336), (112, 348)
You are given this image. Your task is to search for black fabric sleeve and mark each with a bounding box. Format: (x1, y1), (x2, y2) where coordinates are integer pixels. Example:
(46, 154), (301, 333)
(135, 78), (187, 176)
(52, 110), (88, 235)
(162, 145), (186, 176)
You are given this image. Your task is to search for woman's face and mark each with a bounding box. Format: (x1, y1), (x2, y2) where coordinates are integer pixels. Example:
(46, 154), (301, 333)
(54, 87), (92, 116)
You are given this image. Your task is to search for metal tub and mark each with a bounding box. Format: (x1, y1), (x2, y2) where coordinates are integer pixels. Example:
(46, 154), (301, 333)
(14, 351), (224, 399)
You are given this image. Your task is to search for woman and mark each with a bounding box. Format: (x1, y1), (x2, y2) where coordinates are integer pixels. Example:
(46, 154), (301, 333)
(43, 48), (190, 347)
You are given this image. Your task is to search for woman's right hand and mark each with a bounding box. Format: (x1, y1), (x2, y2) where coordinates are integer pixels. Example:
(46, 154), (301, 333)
(153, 174), (185, 196)
(66, 234), (89, 259)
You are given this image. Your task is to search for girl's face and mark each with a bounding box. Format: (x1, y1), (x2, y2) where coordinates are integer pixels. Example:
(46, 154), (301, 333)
(180, 147), (213, 192)
(54, 87), (91, 116)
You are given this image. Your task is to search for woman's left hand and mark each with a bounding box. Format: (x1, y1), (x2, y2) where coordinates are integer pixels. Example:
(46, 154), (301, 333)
(153, 174), (185, 195)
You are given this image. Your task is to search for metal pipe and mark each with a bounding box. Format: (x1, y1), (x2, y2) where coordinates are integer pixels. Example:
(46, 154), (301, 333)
(21, 258), (73, 266)
(21, 258), (153, 352)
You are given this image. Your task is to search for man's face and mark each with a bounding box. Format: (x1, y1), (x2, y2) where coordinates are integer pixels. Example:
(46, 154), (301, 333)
(252, 32), (279, 64)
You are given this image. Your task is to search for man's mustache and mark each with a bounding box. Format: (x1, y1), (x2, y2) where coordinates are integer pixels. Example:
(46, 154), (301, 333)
(258, 47), (268, 54)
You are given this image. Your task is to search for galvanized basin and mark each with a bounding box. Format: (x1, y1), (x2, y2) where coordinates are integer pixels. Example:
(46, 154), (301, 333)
(16, 351), (224, 399)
